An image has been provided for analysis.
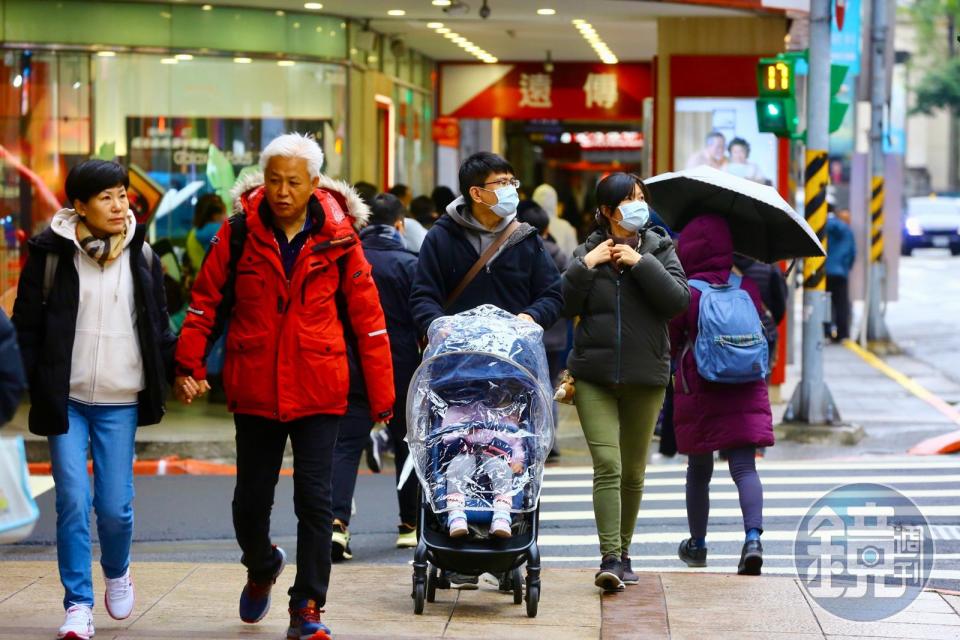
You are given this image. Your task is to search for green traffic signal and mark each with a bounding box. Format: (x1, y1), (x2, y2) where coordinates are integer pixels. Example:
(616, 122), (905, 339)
(755, 54), (850, 138)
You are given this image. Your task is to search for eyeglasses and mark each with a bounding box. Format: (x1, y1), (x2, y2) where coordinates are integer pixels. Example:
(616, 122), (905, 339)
(483, 178), (521, 189)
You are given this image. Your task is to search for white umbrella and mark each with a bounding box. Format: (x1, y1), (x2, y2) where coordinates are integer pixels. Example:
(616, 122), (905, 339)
(153, 180), (206, 222)
(645, 165), (825, 262)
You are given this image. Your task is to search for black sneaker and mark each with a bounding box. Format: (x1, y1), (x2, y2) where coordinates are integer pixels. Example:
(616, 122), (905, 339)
(737, 539), (763, 576)
(678, 538), (707, 568)
(366, 426), (391, 473)
(331, 522), (352, 562)
(594, 554), (624, 592)
(620, 552), (639, 585)
(445, 571), (479, 590)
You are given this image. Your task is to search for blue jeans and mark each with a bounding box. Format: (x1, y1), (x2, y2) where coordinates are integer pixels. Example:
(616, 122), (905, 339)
(48, 401), (138, 610)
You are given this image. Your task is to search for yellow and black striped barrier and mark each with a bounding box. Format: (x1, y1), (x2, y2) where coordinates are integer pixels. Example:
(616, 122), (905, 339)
(870, 176), (884, 263)
(803, 149), (828, 291)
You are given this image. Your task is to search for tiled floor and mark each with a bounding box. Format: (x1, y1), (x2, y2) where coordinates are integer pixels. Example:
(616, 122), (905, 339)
(2, 562), (958, 639)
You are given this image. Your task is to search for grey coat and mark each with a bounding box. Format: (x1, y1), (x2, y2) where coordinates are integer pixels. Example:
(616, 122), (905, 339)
(562, 227), (690, 387)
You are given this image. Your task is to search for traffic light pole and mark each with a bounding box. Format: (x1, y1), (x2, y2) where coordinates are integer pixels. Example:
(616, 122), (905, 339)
(786, 0), (840, 425)
(861, 0), (893, 348)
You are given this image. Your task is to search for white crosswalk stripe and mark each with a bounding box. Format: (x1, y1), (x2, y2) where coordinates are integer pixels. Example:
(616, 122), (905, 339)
(535, 456), (960, 580)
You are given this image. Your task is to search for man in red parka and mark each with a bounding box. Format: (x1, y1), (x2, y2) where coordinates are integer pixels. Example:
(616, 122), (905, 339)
(175, 133), (394, 640)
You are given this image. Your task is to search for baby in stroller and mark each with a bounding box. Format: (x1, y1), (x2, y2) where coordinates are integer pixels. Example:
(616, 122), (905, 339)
(441, 402), (526, 539)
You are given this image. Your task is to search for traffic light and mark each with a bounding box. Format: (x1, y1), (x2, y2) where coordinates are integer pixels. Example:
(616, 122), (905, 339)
(756, 56), (798, 137)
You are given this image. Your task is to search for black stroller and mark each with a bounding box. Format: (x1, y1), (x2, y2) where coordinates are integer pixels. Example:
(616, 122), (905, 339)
(405, 306), (555, 618)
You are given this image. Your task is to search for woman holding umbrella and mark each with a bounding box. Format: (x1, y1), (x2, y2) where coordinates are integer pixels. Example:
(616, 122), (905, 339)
(561, 173), (690, 592)
(646, 165), (825, 577)
(668, 214), (773, 575)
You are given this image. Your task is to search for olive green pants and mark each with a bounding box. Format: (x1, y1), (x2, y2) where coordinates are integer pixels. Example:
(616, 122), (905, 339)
(575, 379), (666, 557)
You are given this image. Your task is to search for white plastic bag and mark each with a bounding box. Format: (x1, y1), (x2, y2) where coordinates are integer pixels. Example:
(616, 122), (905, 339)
(0, 436), (39, 544)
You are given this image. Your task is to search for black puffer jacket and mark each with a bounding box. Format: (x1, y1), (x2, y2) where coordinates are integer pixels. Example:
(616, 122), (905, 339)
(12, 225), (176, 436)
(562, 226), (689, 387)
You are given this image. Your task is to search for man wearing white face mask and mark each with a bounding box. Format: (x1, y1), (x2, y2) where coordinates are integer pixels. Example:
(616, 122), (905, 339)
(411, 152), (563, 337)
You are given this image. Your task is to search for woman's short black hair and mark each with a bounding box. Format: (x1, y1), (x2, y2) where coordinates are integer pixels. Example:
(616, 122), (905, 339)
(369, 193), (406, 226)
(65, 160), (129, 206)
(517, 200), (549, 235)
(193, 193), (226, 229)
(458, 152), (515, 203)
(594, 173), (650, 231)
(728, 137), (751, 155)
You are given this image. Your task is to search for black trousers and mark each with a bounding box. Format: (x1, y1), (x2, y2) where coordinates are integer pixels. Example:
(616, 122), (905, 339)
(233, 412), (339, 607)
(658, 376), (677, 457)
(331, 398), (418, 527)
(826, 275), (851, 340)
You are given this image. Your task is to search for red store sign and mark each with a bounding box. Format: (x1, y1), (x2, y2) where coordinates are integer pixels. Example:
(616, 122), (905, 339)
(440, 62), (652, 120)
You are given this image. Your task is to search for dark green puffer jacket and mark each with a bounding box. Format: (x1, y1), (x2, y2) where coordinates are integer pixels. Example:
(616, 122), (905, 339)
(562, 226), (690, 387)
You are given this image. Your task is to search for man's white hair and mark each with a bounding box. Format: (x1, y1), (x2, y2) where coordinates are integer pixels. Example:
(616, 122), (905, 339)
(260, 132), (325, 178)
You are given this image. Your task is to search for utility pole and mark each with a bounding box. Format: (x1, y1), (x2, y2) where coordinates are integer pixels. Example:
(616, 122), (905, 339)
(786, 0), (840, 425)
(861, 0), (893, 347)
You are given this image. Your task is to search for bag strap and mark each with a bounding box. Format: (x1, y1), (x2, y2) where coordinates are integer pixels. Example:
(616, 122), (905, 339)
(207, 214), (248, 350)
(687, 279), (710, 293)
(728, 272), (743, 288)
(42, 252), (59, 305)
(445, 220), (520, 311)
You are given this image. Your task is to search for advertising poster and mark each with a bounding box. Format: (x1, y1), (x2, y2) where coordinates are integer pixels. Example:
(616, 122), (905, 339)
(673, 98), (779, 190)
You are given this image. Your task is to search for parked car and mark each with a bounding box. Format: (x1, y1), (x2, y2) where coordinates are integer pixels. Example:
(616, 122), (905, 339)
(902, 196), (960, 256)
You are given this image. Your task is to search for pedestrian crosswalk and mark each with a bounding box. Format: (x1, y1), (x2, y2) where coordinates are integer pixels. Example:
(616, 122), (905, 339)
(536, 456), (960, 582)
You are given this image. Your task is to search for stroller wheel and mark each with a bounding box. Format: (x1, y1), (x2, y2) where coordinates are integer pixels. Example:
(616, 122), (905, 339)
(512, 568), (523, 605)
(413, 580), (426, 615)
(427, 565), (438, 603)
(525, 580), (540, 618)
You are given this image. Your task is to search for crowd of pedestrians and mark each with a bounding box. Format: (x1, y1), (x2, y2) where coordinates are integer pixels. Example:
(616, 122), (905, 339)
(7, 132), (784, 640)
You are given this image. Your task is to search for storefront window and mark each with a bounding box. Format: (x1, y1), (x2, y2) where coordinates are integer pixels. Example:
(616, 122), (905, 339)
(118, 55), (345, 241)
(0, 51), (91, 234)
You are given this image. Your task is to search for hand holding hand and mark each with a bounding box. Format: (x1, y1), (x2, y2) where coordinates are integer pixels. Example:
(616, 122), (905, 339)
(174, 376), (197, 404)
(611, 244), (642, 268)
(583, 239), (615, 269)
(174, 376), (209, 404)
(517, 313), (535, 323)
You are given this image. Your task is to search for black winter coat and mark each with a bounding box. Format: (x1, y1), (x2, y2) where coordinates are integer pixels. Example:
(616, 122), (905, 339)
(0, 310), (26, 424)
(12, 225), (177, 436)
(410, 214), (563, 335)
(361, 225), (421, 400)
(562, 227), (690, 387)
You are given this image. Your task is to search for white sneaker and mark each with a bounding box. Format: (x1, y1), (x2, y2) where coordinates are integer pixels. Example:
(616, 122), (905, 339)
(104, 568), (135, 620)
(58, 604), (94, 640)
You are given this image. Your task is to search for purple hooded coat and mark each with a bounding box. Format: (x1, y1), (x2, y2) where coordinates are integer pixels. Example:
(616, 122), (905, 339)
(668, 215), (775, 455)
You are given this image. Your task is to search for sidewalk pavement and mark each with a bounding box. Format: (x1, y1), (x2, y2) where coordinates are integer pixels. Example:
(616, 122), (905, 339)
(2, 561), (959, 639)
(9, 341), (960, 465)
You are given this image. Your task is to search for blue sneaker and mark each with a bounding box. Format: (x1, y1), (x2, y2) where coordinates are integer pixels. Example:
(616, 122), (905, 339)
(287, 599), (332, 640)
(239, 546), (286, 623)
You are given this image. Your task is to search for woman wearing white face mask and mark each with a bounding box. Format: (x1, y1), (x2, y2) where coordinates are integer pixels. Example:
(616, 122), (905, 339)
(561, 173), (690, 592)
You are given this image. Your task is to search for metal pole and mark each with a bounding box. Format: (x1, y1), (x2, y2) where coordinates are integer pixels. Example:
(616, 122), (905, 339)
(862, 0), (893, 346)
(786, 0), (839, 425)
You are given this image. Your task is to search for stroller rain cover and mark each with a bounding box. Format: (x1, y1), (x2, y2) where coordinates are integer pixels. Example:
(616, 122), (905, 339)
(406, 305), (555, 515)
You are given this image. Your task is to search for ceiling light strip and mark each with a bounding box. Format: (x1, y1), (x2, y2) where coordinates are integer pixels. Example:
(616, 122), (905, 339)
(572, 19), (617, 64)
(426, 22), (497, 64)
